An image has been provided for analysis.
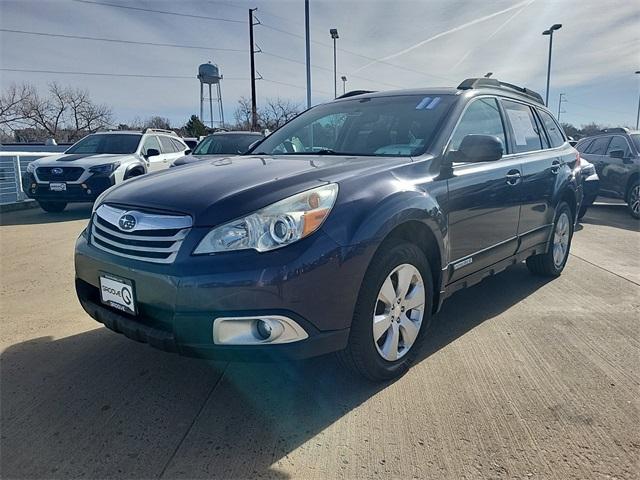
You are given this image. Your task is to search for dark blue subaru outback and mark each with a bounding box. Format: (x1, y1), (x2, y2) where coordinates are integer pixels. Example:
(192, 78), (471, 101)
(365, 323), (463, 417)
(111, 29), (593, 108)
(75, 78), (582, 381)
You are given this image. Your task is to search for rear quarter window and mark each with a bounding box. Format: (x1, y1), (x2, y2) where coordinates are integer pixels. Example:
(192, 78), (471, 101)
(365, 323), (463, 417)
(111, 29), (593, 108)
(537, 109), (565, 147)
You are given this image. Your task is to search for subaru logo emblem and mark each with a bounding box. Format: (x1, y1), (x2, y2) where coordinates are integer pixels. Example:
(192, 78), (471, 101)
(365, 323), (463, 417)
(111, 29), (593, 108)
(118, 214), (137, 231)
(51, 167), (63, 175)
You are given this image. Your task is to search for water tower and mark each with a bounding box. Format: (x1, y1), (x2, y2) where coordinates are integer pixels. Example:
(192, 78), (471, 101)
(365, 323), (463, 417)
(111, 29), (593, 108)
(198, 62), (224, 128)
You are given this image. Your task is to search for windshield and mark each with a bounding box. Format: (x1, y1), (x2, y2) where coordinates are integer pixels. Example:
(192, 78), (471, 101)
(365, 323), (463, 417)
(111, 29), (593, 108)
(630, 133), (640, 152)
(194, 134), (262, 155)
(253, 94), (455, 157)
(66, 134), (141, 154)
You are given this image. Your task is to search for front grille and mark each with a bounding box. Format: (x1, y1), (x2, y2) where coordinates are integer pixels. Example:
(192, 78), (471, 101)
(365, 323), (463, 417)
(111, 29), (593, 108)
(90, 204), (192, 264)
(36, 166), (84, 181)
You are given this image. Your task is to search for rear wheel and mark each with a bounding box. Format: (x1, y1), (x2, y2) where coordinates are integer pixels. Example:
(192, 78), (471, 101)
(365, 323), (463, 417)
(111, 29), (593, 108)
(38, 201), (67, 213)
(338, 242), (433, 381)
(626, 181), (639, 219)
(526, 201), (573, 277)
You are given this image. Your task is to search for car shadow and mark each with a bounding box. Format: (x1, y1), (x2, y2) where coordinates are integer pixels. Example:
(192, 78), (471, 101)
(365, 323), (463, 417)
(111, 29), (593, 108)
(0, 203), (92, 226)
(580, 203), (639, 233)
(0, 264), (551, 479)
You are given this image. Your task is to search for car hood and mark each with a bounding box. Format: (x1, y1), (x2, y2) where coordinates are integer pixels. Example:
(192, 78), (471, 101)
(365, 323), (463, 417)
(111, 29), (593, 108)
(34, 153), (139, 167)
(102, 154), (408, 227)
(173, 154), (230, 166)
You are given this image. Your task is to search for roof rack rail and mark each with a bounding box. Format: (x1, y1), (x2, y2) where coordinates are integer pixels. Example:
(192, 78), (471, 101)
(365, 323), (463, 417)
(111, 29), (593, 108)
(457, 78), (544, 105)
(142, 128), (177, 135)
(601, 127), (629, 134)
(337, 90), (376, 99)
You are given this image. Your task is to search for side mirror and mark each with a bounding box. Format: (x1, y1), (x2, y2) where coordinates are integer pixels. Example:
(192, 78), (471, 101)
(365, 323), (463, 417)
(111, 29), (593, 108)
(456, 134), (504, 162)
(146, 148), (160, 158)
(184, 149), (192, 155)
(609, 149), (624, 159)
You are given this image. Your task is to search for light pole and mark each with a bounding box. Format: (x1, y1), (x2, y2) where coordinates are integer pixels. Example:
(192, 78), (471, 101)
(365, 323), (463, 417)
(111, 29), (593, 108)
(557, 93), (566, 122)
(304, 0), (311, 108)
(341, 75), (347, 95)
(330, 28), (339, 98)
(542, 23), (562, 107)
(635, 71), (640, 130)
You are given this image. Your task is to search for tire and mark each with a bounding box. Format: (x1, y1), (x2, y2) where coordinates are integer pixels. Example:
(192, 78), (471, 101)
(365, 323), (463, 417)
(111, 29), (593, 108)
(626, 180), (639, 219)
(338, 242), (433, 381)
(38, 201), (67, 213)
(526, 201), (573, 277)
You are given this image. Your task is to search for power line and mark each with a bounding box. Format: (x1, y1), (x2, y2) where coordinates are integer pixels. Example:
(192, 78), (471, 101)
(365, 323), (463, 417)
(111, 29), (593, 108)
(261, 77), (331, 97)
(258, 21), (454, 83)
(260, 51), (407, 90)
(71, 0), (244, 23)
(0, 67), (247, 80)
(0, 28), (245, 52)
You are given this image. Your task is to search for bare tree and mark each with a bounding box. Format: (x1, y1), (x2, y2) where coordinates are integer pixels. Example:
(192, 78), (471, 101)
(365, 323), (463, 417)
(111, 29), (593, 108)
(143, 116), (171, 130)
(233, 96), (254, 130)
(0, 82), (113, 142)
(233, 96), (300, 131)
(0, 83), (34, 132)
(262, 98), (300, 130)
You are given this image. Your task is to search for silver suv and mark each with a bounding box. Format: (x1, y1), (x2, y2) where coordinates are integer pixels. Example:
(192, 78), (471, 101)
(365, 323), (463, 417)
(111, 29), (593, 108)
(22, 129), (188, 212)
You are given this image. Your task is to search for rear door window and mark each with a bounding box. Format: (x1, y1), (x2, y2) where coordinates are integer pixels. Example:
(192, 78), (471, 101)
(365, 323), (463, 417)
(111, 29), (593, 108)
(585, 136), (611, 155)
(576, 139), (593, 153)
(501, 100), (544, 153)
(537, 109), (565, 147)
(159, 136), (178, 153)
(171, 138), (187, 152)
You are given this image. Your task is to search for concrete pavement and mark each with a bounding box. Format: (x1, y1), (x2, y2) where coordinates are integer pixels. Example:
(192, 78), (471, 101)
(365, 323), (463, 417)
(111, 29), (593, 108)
(1, 203), (638, 479)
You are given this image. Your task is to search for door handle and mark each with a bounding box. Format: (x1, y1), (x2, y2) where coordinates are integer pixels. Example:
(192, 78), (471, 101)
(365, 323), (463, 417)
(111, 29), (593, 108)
(550, 160), (561, 174)
(506, 170), (521, 186)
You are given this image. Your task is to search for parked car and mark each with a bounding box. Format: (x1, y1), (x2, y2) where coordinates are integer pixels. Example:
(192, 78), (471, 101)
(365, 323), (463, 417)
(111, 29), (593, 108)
(575, 128), (640, 218)
(181, 137), (200, 150)
(75, 77), (582, 381)
(170, 131), (264, 167)
(578, 157), (599, 219)
(22, 129), (189, 212)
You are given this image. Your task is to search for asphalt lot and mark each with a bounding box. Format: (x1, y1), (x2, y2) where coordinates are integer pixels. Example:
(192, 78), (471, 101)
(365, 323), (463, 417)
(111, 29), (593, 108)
(1, 202), (638, 479)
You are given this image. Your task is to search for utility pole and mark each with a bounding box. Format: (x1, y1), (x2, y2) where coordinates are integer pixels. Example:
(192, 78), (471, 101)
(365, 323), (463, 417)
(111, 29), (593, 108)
(557, 93), (566, 122)
(305, 0), (311, 108)
(249, 8), (259, 131)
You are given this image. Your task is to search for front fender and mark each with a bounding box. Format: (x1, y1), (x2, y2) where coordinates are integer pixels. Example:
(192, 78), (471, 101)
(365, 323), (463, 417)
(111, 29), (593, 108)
(322, 175), (447, 276)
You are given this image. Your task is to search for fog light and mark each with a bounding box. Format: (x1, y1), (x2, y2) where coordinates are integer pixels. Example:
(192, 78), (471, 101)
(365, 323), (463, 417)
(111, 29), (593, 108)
(213, 315), (308, 345)
(87, 189), (92, 194)
(256, 319), (273, 340)
(81, 183), (87, 188)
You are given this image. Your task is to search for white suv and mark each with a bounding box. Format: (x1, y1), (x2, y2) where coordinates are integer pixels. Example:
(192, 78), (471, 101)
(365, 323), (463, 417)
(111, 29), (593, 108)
(22, 129), (188, 212)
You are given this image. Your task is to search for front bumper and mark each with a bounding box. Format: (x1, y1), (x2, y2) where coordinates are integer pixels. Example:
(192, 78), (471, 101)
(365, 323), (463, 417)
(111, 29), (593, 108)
(22, 172), (114, 203)
(75, 229), (373, 360)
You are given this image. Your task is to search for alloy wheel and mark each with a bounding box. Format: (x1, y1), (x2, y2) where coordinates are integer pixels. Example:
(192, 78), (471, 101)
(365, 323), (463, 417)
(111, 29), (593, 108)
(553, 212), (570, 267)
(630, 185), (639, 216)
(373, 264), (425, 361)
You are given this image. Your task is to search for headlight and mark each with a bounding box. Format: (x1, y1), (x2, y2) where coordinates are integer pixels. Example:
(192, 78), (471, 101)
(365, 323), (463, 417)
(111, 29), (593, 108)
(26, 162), (36, 173)
(194, 183), (339, 254)
(89, 162), (120, 175)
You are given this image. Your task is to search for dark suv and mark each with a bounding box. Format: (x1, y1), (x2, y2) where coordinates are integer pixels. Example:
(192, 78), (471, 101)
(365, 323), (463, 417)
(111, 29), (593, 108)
(75, 78), (582, 381)
(576, 128), (640, 218)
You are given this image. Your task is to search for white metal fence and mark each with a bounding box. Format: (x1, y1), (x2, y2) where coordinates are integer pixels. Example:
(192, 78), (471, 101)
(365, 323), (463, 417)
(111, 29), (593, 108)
(0, 152), (59, 205)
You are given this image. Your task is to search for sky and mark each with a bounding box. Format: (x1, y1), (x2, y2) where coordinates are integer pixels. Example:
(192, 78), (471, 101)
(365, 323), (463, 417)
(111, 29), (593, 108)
(1, 0), (639, 129)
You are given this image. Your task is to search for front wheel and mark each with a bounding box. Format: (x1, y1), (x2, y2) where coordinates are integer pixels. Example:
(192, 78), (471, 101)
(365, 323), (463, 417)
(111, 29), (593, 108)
(526, 201), (573, 277)
(338, 242), (433, 381)
(626, 181), (639, 219)
(38, 201), (67, 213)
